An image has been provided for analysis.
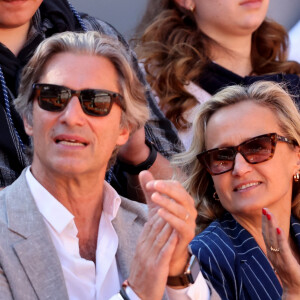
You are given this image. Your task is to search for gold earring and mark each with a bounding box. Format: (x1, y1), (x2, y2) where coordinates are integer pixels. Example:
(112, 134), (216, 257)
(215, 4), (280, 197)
(294, 172), (300, 182)
(213, 191), (220, 201)
(189, 4), (195, 12)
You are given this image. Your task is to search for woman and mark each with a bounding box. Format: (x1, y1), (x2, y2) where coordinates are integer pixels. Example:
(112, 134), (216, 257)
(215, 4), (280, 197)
(136, 0), (300, 150)
(173, 81), (300, 299)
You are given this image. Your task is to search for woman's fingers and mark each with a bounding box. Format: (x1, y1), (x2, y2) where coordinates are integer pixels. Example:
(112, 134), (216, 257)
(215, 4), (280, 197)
(146, 179), (195, 207)
(262, 208), (300, 297)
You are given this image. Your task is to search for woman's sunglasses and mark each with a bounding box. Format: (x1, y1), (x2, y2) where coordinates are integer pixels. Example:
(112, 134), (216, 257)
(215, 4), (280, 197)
(197, 133), (296, 176)
(31, 83), (125, 117)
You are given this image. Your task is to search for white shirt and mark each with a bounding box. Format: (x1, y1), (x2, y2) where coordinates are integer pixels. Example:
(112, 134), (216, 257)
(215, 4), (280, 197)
(25, 168), (210, 300)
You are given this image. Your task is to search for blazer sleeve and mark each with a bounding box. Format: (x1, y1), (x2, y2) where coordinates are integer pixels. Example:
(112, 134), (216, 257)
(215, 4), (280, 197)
(190, 230), (244, 300)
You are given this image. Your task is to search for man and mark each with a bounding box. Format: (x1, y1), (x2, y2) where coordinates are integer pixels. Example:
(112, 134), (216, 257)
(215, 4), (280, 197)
(0, 0), (182, 191)
(0, 31), (219, 299)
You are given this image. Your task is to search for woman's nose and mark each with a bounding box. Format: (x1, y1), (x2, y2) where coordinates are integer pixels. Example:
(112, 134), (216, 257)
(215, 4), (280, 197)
(231, 153), (252, 176)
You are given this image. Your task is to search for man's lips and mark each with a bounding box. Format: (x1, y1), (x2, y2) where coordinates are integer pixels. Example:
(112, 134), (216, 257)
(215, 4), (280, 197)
(233, 181), (261, 192)
(240, 0), (262, 4)
(2, 0), (28, 3)
(54, 135), (88, 146)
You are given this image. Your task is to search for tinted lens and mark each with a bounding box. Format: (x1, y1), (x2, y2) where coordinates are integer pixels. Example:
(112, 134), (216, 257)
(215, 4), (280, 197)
(204, 148), (236, 174)
(241, 136), (273, 163)
(38, 85), (70, 112)
(34, 84), (124, 117)
(81, 90), (113, 116)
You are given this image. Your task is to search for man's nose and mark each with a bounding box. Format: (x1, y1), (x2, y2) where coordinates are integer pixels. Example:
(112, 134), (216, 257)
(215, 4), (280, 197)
(58, 96), (86, 125)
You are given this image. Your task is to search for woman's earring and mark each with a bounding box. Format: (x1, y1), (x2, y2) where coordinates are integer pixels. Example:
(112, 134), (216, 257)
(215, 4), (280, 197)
(190, 4), (195, 12)
(213, 191), (220, 201)
(294, 172), (300, 182)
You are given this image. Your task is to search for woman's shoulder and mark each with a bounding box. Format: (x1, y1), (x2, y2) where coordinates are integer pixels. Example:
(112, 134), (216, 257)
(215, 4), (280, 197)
(190, 214), (238, 255)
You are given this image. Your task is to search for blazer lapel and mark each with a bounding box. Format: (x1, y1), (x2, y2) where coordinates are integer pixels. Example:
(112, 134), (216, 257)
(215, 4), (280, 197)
(225, 215), (282, 299)
(113, 197), (147, 280)
(5, 170), (69, 300)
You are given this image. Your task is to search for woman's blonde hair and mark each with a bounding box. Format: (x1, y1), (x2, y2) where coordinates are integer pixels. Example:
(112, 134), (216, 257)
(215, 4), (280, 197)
(173, 81), (300, 232)
(135, 0), (300, 130)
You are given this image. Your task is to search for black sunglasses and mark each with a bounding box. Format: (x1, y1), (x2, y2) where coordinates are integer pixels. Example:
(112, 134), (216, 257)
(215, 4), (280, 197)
(197, 133), (296, 176)
(31, 83), (125, 117)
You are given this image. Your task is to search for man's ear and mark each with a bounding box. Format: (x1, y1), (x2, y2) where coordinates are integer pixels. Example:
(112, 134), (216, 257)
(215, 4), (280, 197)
(174, 0), (194, 10)
(23, 115), (33, 137)
(116, 126), (130, 147)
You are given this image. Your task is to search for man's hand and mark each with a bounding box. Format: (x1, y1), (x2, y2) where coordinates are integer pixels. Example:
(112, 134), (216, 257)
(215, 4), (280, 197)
(128, 212), (177, 299)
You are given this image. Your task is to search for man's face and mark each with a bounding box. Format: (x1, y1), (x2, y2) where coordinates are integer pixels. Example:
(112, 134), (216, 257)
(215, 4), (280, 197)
(0, 0), (42, 29)
(24, 52), (130, 182)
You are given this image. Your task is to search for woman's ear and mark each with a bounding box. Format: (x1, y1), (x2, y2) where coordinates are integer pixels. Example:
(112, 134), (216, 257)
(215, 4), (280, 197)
(293, 146), (300, 175)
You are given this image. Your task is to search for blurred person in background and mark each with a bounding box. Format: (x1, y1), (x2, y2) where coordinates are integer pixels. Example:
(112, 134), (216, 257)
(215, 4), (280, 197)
(135, 0), (300, 150)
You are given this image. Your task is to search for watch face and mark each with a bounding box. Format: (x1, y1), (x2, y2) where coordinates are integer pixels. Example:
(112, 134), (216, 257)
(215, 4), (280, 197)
(187, 255), (201, 284)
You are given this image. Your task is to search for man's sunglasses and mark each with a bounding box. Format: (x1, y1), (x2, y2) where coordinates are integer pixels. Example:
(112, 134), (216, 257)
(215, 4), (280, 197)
(31, 83), (125, 117)
(197, 133), (296, 176)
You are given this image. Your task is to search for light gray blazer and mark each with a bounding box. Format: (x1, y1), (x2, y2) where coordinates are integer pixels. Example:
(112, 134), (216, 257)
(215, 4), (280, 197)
(0, 170), (220, 300)
(0, 170), (147, 300)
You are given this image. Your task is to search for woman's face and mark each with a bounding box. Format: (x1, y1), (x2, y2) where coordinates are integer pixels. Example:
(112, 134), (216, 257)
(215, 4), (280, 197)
(205, 101), (300, 219)
(0, 0), (42, 29)
(191, 0), (269, 39)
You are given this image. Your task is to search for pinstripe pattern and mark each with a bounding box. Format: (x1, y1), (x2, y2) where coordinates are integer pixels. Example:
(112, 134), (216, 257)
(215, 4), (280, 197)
(190, 213), (300, 300)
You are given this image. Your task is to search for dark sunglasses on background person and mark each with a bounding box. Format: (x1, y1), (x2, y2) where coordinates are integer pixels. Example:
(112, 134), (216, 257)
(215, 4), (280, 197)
(31, 83), (125, 117)
(197, 133), (297, 176)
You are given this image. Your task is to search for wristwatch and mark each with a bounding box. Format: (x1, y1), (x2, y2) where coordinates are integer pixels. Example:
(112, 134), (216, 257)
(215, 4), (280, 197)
(117, 139), (158, 175)
(167, 254), (200, 287)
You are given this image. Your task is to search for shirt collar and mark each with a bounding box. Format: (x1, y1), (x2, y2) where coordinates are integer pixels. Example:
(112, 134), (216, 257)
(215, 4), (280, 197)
(25, 167), (74, 234)
(25, 167), (122, 233)
(102, 181), (121, 221)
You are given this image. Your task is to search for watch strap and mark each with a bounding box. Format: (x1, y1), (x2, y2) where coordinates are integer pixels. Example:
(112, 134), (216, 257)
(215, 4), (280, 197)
(118, 139), (157, 175)
(167, 254), (199, 287)
(167, 273), (191, 287)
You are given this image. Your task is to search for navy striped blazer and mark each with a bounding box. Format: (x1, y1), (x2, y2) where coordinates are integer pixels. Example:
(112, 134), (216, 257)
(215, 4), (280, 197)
(190, 213), (300, 300)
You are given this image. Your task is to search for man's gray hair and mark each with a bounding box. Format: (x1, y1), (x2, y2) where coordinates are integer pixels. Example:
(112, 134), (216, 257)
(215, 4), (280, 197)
(15, 31), (149, 132)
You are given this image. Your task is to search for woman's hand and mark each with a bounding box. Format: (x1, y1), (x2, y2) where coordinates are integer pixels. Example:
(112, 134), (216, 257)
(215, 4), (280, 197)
(139, 170), (197, 276)
(262, 208), (300, 300)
